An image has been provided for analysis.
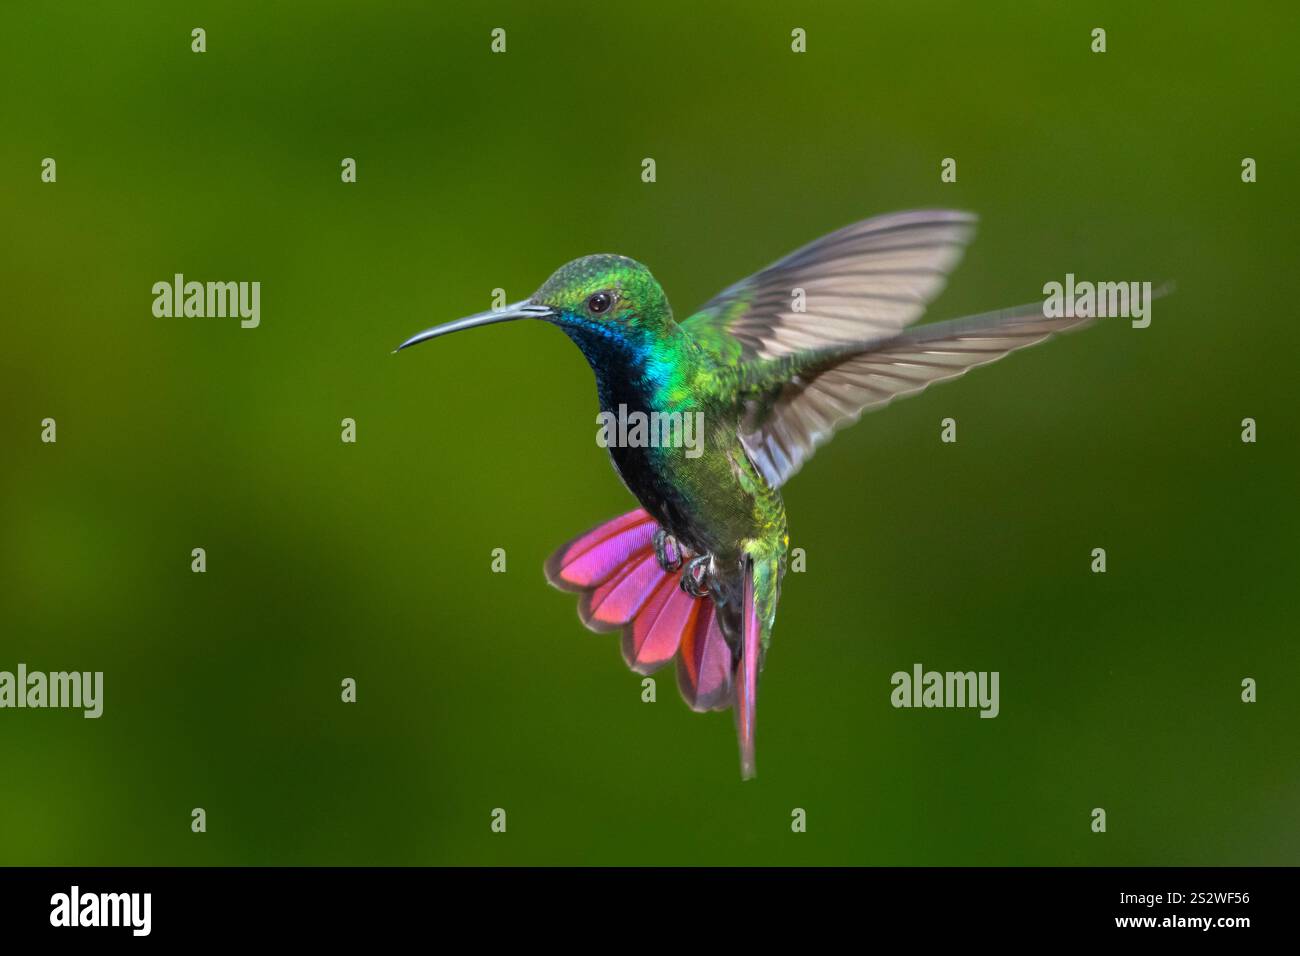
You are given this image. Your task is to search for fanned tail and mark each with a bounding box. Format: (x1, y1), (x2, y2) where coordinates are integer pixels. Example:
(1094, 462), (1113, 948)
(544, 509), (738, 720)
(547, 510), (782, 779)
(547, 510), (779, 778)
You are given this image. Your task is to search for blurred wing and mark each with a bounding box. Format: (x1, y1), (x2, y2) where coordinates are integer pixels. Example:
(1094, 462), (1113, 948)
(741, 303), (1095, 487)
(682, 209), (978, 362)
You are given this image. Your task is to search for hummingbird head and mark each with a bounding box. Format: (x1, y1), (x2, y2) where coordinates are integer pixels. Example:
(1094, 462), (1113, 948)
(395, 254), (675, 360)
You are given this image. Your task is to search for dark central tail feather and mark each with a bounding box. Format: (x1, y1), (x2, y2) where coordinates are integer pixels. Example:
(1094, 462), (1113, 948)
(546, 509), (755, 768)
(735, 556), (760, 780)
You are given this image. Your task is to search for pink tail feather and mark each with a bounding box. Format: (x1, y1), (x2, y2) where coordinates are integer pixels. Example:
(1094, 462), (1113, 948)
(545, 510), (740, 724)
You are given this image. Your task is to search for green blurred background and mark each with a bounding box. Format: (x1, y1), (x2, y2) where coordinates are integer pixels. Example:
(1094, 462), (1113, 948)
(1, 1), (1296, 865)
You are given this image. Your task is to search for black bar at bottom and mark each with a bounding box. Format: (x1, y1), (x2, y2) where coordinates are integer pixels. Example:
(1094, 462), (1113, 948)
(0, 866), (1287, 941)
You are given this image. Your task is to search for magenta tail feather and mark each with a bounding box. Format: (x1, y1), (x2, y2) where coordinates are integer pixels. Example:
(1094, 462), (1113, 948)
(544, 509), (657, 592)
(625, 579), (694, 675)
(547, 510), (761, 776)
(676, 602), (733, 712)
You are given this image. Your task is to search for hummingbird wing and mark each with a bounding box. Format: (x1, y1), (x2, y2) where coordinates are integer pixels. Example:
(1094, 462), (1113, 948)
(737, 303), (1095, 487)
(681, 209), (977, 363)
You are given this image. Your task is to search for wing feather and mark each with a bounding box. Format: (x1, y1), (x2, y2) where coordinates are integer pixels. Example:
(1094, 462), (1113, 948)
(739, 304), (1096, 486)
(682, 209), (978, 362)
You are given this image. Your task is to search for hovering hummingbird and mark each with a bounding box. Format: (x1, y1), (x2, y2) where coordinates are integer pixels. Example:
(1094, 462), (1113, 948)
(397, 210), (1093, 779)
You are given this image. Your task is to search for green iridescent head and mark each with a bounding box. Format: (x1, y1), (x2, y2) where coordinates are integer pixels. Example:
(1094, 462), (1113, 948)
(394, 254), (674, 355)
(532, 254), (672, 334)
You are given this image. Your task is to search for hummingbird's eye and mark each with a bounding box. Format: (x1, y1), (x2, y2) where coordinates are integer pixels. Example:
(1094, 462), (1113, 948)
(586, 291), (614, 315)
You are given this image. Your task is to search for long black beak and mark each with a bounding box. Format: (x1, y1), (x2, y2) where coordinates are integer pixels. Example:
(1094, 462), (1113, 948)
(393, 301), (554, 352)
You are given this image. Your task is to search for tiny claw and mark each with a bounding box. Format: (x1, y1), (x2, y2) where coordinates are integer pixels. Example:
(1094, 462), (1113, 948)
(654, 528), (684, 572)
(681, 554), (714, 598)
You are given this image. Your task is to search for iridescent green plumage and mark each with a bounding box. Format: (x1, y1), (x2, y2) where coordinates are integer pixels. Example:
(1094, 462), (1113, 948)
(398, 209), (1096, 777)
(535, 254), (790, 667)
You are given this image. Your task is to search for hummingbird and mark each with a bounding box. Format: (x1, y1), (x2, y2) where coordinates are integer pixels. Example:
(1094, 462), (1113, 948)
(397, 210), (1093, 779)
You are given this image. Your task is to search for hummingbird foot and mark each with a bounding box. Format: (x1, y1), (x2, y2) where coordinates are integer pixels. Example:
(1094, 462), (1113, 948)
(681, 554), (716, 599)
(653, 528), (685, 572)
